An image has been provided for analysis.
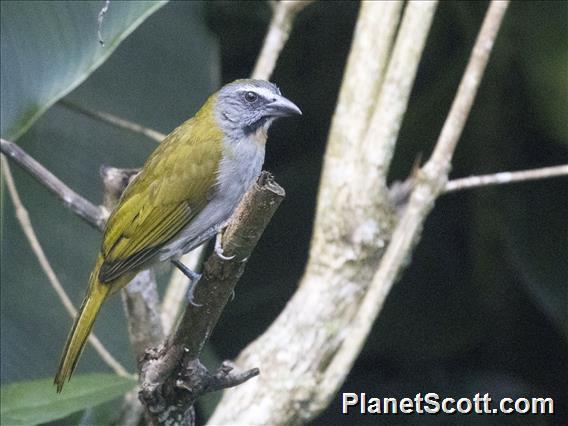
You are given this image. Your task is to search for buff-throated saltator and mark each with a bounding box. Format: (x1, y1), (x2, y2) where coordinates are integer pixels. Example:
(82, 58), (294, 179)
(54, 79), (301, 392)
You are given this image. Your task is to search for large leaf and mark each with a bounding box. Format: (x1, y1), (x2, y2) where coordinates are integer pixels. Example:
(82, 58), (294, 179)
(0, 0), (167, 140)
(0, 374), (136, 425)
(0, 0), (219, 411)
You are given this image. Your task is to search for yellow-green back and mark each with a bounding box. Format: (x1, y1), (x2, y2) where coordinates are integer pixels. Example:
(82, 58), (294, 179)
(99, 94), (223, 283)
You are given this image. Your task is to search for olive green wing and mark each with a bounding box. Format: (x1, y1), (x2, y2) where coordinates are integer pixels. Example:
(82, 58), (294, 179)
(98, 118), (223, 283)
(99, 201), (195, 282)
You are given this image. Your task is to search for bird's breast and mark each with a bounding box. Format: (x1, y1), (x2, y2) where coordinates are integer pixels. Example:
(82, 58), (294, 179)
(157, 135), (265, 260)
(216, 135), (266, 203)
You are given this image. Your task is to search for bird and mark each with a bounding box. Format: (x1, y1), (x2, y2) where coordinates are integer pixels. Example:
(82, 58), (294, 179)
(54, 79), (301, 392)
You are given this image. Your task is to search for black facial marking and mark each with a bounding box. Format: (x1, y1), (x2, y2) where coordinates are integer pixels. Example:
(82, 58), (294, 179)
(243, 116), (270, 135)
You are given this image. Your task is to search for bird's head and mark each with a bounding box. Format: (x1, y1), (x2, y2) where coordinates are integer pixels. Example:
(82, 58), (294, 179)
(214, 79), (301, 138)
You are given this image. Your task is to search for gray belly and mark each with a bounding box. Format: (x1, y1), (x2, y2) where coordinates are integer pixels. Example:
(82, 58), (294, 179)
(157, 194), (240, 261)
(158, 139), (264, 261)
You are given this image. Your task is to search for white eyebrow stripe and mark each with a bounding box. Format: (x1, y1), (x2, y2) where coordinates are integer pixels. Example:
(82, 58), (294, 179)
(240, 86), (277, 101)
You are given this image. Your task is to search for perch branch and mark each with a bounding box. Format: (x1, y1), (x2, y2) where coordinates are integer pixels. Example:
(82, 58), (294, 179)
(1, 155), (130, 377)
(444, 164), (568, 193)
(1, 138), (106, 229)
(58, 100), (165, 143)
(251, 0), (314, 80)
(314, 0), (510, 411)
(139, 172), (285, 425)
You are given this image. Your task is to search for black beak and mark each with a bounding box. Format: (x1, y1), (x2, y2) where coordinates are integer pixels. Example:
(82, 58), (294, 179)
(266, 94), (302, 117)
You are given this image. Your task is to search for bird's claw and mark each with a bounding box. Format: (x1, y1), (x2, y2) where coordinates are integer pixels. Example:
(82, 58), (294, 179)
(215, 231), (235, 260)
(215, 246), (236, 261)
(186, 273), (203, 307)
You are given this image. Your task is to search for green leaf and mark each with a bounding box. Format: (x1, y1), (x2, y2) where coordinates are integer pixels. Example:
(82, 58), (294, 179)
(1, 1), (219, 386)
(0, 374), (136, 426)
(0, 0), (167, 141)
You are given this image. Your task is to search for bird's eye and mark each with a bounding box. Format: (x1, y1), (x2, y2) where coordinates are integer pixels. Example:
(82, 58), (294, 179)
(244, 91), (258, 103)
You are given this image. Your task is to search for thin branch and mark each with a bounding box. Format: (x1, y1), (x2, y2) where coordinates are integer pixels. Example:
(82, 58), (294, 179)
(314, 0), (510, 412)
(427, 2), (509, 177)
(1, 138), (106, 229)
(363, 0), (438, 183)
(173, 173), (285, 353)
(58, 100), (165, 143)
(1, 155), (130, 378)
(444, 164), (568, 193)
(323, 0), (403, 184)
(139, 172), (285, 425)
(251, 0), (314, 80)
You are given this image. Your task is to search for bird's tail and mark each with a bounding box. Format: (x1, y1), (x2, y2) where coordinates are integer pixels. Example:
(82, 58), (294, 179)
(54, 256), (110, 393)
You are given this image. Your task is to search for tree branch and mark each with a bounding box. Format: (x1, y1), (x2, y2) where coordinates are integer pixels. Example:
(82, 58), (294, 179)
(444, 164), (568, 193)
(363, 0), (438, 183)
(1, 155), (130, 378)
(427, 3), (509, 178)
(251, 0), (314, 80)
(311, 1), (404, 249)
(58, 100), (165, 143)
(1, 138), (107, 229)
(138, 172), (285, 425)
(313, 0), (510, 412)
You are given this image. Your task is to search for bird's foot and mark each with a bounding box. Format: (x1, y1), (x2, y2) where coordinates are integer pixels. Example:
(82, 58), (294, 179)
(172, 259), (203, 307)
(185, 275), (203, 307)
(215, 230), (235, 260)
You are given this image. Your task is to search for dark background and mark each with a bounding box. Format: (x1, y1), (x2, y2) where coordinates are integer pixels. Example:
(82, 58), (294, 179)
(1, 1), (566, 425)
(208, 2), (567, 424)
